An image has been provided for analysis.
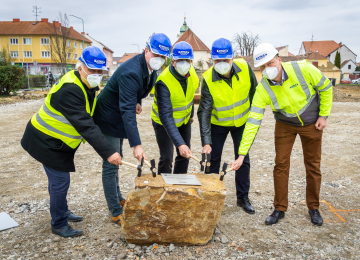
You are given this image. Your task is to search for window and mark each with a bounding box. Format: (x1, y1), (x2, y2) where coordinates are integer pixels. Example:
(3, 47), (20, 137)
(41, 51), (50, 58)
(67, 53), (71, 59)
(80, 43), (84, 49)
(74, 42), (77, 48)
(23, 38), (31, 45)
(74, 53), (78, 59)
(10, 38), (18, 44)
(41, 38), (49, 45)
(348, 65), (351, 69)
(10, 51), (19, 57)
(24, 51), (32, 57)
(67, 40), (71, 47)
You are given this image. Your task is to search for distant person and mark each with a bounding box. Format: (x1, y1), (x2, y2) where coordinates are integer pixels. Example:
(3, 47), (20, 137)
(93, 33), (172, 226)
(47, 71), (54, 88)
(151, 41), (198, 174)
(21, 46), (122, 237)
(232, 43), (333, 226)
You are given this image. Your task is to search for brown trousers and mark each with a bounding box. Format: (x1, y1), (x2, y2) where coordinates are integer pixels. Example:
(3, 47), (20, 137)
(273, 120), (323, 211)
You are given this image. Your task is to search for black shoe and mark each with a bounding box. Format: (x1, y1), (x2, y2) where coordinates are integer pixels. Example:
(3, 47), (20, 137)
(265, 210), (285, 225)
(51, 225), (83, 237)
(66, 210), (83, 222)
(237, 198), (255, 214)
(308, 209), (323, 226)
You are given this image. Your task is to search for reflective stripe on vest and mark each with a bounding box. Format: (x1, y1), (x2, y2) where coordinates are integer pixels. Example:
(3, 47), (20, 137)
(204, 58), (251, 127)
(151, 66), (199, 127)
(260, 61), (316, 118)
(31, 70), (96, 149)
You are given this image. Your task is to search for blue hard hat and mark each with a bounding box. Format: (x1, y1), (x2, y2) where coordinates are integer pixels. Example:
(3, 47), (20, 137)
(146, 33), (172, 58)
(172, 41), (194, 60)
(79, 46), (107, 70)
(211, 38), (234, 60)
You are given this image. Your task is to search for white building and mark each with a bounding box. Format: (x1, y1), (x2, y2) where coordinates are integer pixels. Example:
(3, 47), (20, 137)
(340, 59), (357, 75)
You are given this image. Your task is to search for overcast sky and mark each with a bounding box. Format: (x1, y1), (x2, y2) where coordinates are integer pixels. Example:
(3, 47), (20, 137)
(1, 0), (359, 60)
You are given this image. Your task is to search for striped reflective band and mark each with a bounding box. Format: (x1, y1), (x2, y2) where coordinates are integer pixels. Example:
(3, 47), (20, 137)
(42, 104), (72, 126)
(261, 75), (317, 118)
(291, 61), (310, 99)
(315, 74), (327, 89)
(174, 110), (192, 123)
(212, 107), (250, 122)
(247, 117), (262, 125)
(319, 82), (332, 92)
(154, 100), (193, 112)
(250, 106), (265, 114)
(212, 95), (249, 112)
(35, 113), (82, 139)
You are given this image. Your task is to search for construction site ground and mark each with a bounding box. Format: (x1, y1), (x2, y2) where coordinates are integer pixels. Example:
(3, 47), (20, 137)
(0, 89), (359, 259)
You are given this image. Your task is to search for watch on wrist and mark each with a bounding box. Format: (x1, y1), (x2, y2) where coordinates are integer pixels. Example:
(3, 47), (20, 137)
(320, 116), (328, 120)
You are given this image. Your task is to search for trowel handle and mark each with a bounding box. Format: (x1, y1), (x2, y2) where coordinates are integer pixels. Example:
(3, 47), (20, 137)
(143, 160), (152, 168)
(189, 155), (201, 162)
(121, 161), (138, 169)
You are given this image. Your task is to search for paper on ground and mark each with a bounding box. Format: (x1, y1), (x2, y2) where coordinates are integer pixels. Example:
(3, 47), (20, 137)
(0, 212), (19, 231)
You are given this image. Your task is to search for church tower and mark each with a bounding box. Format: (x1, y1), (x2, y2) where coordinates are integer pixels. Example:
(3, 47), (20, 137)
(177, 16), (189, 38)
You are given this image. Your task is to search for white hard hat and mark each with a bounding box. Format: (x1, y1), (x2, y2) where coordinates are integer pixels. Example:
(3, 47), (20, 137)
(253, 43), (279, 67)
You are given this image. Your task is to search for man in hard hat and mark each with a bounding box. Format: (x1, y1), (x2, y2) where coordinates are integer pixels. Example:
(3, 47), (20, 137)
(93, 33), (172, 224)
(198, 38), (258, 214)
(231, 43), (333, 226)
(21, 46), (122, 237)
(151, 41), (198, 173)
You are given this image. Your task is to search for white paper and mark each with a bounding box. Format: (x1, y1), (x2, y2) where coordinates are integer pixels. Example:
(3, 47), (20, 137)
(161, 174), (202, 186)
(0, 212), (19, 231)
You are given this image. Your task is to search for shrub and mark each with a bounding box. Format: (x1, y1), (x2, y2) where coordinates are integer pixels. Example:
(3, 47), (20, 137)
(24, 75), (47, 88)
(0, 66), (26, 95)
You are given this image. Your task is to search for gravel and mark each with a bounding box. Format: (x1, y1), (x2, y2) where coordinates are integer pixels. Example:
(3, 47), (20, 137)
(0, 98), (360, 259)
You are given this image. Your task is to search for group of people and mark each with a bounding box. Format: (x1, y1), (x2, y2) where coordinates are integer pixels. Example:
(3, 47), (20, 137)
(21, 32), (333, 238)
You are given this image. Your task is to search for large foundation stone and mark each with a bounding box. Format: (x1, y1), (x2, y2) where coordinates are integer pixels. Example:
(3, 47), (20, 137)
(122, 173), (226, 245)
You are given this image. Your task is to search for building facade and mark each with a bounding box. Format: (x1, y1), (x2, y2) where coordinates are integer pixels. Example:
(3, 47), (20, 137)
(0, 18), (91, 75)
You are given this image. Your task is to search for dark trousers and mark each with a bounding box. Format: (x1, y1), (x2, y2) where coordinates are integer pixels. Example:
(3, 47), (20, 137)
(43, 165), (70, 229)
(210, 124), (250, 199)
(101, 133), (125, 217)
(274, 121), (322, 211)
(152, 120), (191, 174)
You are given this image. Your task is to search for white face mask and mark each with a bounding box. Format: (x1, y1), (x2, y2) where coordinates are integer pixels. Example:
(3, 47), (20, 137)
(149, 56), (165, 71)
(175, 60), (191, 76)
(82, 68), (103, 88)
(262, 61), (279, 80)
(214, 61), (231, 75)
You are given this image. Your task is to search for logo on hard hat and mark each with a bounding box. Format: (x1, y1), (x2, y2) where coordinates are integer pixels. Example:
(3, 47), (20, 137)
(217, 49), (228, 54)
(94, 59), (105, 64)
(179, 51), (189, 55)
(256, 53), (267, 60)
(159, 44), (170, 52)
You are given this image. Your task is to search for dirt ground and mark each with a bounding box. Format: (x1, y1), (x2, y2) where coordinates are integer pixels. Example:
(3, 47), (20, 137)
(0, 96), (359, 260)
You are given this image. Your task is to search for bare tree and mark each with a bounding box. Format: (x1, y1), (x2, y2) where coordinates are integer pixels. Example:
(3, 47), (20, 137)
(232, 31), (260, 57)
(0, 46), (16, 66)
(46, 12), (75, 75)
(196, 59), (204, 71)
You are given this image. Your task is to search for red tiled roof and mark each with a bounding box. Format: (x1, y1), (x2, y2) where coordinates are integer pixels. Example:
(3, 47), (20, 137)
(0, 20), (92, 43)
(305, 52), (327, 60)
(173, 28), (210, 52)
(118, 53), (141, 63)
(302, 40), (340, 57)
(276, 46), (286, 51)
(288, 52), (294, 56)
(341, 60), (349, 68)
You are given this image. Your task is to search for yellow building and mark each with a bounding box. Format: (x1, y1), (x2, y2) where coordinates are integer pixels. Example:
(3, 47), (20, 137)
(0, 18), (92, 75)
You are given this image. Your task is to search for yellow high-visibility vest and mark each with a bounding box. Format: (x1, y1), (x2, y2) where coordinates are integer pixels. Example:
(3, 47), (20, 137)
(203, 58), (251, 127)
(151, 66), (199, 127)
(31, 70), (97, 149)
(239, 60), (333, 155)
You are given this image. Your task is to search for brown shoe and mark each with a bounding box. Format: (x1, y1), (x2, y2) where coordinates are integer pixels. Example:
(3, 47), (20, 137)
(111, 214), (123, 225)
(120, 199), (126, 208)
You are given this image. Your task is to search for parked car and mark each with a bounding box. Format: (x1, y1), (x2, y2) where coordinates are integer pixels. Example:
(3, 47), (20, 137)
(352, 78), (360, 84)
(341, 78), (352, 84)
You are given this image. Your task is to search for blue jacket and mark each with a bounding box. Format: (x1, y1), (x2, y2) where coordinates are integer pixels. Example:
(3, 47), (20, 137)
(93, 52), (156, 147)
